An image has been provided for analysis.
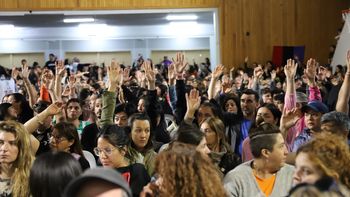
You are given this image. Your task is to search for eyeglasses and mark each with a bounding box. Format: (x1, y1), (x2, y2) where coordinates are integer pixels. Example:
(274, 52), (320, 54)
(49, 134), (67, 143)
(93, 147), (120, 156)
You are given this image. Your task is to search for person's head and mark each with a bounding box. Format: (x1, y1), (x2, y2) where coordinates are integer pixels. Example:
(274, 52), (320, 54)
(0, 103), (17, 121)
(66, 98), (83, 121)
(273, 92), (285, 112)
(0, 121), (34, 197)
(114, 103), (129, 128)
(8, 93), (28, 111)
(250, 123), (288, 171)
(95, 125), (129, 168)
(256, 103), (281, 126)
(321, 111), (350, 140)
(176, 123), (210, 155)
(302, 101), (329, 132)
(240, 89), (259, 118)
(32, 101), (51, 130)
(223, 95), (240, 114)
(261, 88), (273, 104)
(93, 96), (102, 120)
(294, 133), (350, 189)
(128, 113), (152, 151)
(154, 142), (227, 197)
(50, 122), (83, 156)
(296, 92), (308, 108)
(197, 102), (221, 125)
(49, 53), (56, 61)
(63, 167), (132, 197)
(137, 96), (148, 113)
(30, 151), (82, 197)
(0, 65), (10, 79)
(200, 117), (227, 152)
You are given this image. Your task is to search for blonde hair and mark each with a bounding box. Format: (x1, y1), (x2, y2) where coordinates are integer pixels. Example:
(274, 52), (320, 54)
(155, 142), (227, 197)
(202, 117), (230, 152)
(297, 133), (350, 189)
(0, 121), (34, 197)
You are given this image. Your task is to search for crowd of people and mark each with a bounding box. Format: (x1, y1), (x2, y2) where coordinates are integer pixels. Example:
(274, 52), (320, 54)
(0, 48), (349, 197)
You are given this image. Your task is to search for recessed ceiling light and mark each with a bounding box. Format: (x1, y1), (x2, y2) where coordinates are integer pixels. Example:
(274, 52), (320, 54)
(63, 18), (95, 23)
(166, 14), (198, 21)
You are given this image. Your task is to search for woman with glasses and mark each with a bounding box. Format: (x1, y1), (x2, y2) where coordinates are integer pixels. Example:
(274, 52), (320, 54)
(0, 121), (34, 197)
(95, 124), (150, 197)
(49, 122), (90, 170)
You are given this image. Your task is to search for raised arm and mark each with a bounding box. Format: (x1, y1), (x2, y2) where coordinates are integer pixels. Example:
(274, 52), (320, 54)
(21, 64), (38, 107)
(167, 63), (177, 113)
(336, 50), (350, 113)
(184, 89), (201, 124)
(54, 60), (66, 101)
(100, 60), (121, 128)
(284, 59), (298, 109)
(208, 64), (224, 100)
(304, 58), (322, 101)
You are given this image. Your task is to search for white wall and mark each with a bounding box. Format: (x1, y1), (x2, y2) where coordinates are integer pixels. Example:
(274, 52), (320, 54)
(0, 37), (210, 67)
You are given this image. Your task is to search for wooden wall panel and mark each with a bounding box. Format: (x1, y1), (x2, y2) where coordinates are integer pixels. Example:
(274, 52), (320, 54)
(0, 0), (348, 67)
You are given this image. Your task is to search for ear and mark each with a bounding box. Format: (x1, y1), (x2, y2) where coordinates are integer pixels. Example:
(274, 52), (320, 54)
(68, 139), (74, 147)
(261, 148), (270, 159)
(120, 146), (127, 157)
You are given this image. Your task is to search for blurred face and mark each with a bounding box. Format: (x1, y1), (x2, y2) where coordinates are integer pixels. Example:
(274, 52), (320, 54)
(131, 120), (150, 150)
(262, 93), (273, 104)
(256, 107), (276, 125)
(7, 96), (18, 107)
(200, 122), (217, 150)
(137, 99), (145, 113)
(94, 98), (102, 119)
(266, 134), (288, 170)
(49, 129), (73, 152)
(321, 122), (348, 140)
(225, 99), (237, 113)
(66, 102), (82, 120)
(304, 110), (322, 132)
(6, 106), (17, 121)
(293, 152), (323, 185)
(0, 132), (18, 164)
(96, 137), (125, 168)
(197, 106), (214, 125)
(196, 137), (210, 155)
(273, 100), (284, 113)
(240, 94), (258, 118)
(114, 112), (128, 128)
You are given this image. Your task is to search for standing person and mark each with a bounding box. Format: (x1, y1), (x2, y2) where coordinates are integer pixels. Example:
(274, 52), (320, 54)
(224, 123), (294, 197)
(44, 53), (57, 74)
(0, 121), (34, 197)
(0, 65), (16, 102)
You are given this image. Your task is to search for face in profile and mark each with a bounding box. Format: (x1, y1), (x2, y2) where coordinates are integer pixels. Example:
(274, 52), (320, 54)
(265, 133), (288, 170)
(0, 131), (19, 164)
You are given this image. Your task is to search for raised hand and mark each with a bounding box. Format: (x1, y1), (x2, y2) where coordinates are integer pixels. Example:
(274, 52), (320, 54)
(168, 63), (176, 81)
(21, 64), (30, 79)
(280, 107), (303, 132)
(304, 58), (317, 82)
(185, 88), (201, 115)
(253, 65), (264, 79)
(107, 60), (121, 91)
(45, 101), (63, 116)
(55, 60), (66, 78)
(212, 64), (225, 79)
(284, 59), (298, 80)
(172, 52), (188, 75)
(67, 74), (76, 89)
(346, 50), (350, 74)
(42, 70), (54, 88)
(142, 60), (155, 84)
(122, 67), (131, 84)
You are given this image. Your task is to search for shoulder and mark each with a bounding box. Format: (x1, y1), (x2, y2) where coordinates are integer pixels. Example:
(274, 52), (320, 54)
(280, 164), (295, 173)
(224, 161), (252, 183)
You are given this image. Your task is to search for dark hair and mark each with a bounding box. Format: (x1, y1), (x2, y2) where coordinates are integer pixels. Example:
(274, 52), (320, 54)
(321, 111), (350, 135)
(53, 122), (84, 157)
(10, 93), (33, 123)
(66, 98), (82, 108)
(127, 113), (153, 150)
(222, 94), (241, 113)
(29, 151), (82, 197)
(0, 65), (11, 79)
(98, 125), (129, 148)
(261, 88), (272, 95)
(176, 123), (205, 146)
(78, 88), (91, 101)
(115, 103), (136, 117)
(249, 123), (281, 158)
(241, 89), (260, 102)
(0, 103), (12, 121)
(32, 101), (50, 113)
(259, 103), (282, 124)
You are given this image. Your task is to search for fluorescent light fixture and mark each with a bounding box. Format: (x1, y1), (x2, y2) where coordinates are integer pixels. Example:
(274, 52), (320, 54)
(0, 24), (14, 29)
(169, 21), (198, 26)
(64, 18), (95, 23)
(78, 23), (107, 28)
(166, 14), (198, 21)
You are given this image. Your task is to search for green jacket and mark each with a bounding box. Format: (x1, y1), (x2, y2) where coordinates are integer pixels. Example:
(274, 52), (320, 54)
(127, 145), (157, 176)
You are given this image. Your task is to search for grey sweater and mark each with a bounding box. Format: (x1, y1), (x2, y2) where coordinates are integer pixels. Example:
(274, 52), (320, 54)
(224, 161), (294, 197)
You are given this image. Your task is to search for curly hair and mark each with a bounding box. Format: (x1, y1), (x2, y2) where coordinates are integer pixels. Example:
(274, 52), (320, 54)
(297, 133), (350, 189)
(0, 121), (34, 197)
(155, 142), (227, 197)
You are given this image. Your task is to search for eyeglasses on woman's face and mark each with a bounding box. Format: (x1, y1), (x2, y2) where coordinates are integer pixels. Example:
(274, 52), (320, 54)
(49, 134), (67, 143)
(93, 147), (122, 156)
